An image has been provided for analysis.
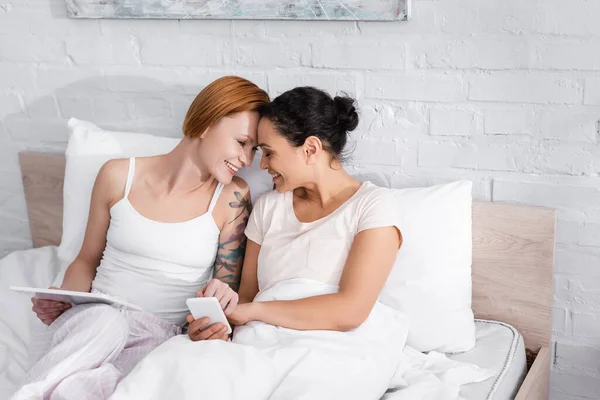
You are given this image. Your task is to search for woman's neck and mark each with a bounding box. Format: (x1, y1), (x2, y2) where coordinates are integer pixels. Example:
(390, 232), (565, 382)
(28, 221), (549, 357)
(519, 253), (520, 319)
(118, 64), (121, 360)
(159, 138), (215, 194)
(296, 169), (361, 209)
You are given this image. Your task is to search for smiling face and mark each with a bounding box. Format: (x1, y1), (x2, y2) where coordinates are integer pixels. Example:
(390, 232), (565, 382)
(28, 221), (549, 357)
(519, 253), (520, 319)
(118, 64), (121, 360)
(198, 110), (260, 184)
(257, 117), (309, 193)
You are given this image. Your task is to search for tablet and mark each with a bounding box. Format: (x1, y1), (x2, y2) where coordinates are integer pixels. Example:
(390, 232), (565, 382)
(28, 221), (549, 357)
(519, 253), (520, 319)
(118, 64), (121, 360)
(9, 286), (143, 311)
(186, 297), (232, 335)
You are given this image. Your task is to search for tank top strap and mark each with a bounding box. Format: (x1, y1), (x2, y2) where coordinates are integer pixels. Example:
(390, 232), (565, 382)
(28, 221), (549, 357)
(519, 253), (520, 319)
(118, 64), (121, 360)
(207, 182), (225, 213)
(123, 157), (136, 199)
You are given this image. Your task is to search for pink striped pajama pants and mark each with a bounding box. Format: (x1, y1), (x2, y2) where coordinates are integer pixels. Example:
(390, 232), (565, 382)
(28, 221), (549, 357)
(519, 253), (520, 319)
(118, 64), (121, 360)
(11, 303), (181, 400)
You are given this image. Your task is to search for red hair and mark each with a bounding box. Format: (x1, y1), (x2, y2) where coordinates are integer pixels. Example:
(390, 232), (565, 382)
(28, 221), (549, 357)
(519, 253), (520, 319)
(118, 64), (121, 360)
(183, 76), (270, 138)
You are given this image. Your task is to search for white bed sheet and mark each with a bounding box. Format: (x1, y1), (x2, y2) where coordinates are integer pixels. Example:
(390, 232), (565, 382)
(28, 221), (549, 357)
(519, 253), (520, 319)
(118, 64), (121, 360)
(0, 246), (63, 399)
(449, 320), (527, 400)
(1, 247), (497, 400)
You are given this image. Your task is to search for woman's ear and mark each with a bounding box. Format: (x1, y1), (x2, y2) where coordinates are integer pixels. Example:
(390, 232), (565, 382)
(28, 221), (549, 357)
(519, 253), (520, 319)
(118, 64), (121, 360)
(304, 136), (322, 165)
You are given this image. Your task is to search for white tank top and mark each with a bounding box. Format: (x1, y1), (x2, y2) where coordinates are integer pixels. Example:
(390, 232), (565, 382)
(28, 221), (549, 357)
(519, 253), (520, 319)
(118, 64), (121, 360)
(92, 157), (224, 326)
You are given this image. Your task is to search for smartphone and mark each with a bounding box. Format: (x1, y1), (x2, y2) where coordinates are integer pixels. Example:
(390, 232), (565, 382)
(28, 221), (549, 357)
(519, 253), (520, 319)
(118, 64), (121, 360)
(186, 297), (232, 335)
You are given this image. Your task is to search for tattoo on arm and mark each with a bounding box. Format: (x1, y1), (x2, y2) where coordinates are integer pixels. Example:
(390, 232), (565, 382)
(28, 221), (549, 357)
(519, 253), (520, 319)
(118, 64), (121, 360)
(214, 191), (252, 292)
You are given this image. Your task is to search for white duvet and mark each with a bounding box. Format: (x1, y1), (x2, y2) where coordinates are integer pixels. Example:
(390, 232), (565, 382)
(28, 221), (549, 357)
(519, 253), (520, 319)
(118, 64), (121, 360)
(0, 247), (493, 400)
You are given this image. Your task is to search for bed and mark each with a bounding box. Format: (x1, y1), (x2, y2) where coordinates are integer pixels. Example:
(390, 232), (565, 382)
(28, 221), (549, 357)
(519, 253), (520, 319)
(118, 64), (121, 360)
(0, 152), (554, 399)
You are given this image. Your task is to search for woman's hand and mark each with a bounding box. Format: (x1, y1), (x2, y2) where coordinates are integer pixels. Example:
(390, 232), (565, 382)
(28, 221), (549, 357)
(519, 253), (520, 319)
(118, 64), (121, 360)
(186, 314), (230, 342)
(197, 279), (239, 315)
(31, 287), (71, 326)
(226, 302), (257, 326)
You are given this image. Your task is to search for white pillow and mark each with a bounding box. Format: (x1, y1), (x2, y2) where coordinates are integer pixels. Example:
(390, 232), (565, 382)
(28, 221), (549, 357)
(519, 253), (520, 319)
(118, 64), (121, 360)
(57, 118), (273, 267)
(379, 180), (476, 353)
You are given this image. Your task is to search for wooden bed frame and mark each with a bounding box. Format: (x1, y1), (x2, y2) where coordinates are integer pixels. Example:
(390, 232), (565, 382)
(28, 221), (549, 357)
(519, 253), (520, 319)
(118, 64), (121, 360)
(18, 151), (555, 399)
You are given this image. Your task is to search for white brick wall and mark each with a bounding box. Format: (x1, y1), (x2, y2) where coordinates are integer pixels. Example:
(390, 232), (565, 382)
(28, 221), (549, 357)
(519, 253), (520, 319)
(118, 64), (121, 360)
(1, 0), (600, 397)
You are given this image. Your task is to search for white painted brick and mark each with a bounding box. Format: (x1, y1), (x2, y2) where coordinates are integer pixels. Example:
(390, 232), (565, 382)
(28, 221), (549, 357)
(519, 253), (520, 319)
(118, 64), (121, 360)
(180, 20), (230, 36)
(554, 247), (600, 276)
(234, 42), (310, 68)
(554, 274), (570, 298)
(92, 96), (130, 121)
(141, 37), (225, 67)
(571, 277), (600, 293)
(418, 141), (518, 171)
(131, 98), (172, 120)
(66, 36), (140, 65)
(24, 95), (59, 119)
(104, 67), (183, 93)
(358, 102), (428, 139)
(366, 72), (466, 103)
(483, 109), (534, 136)
(0, 214), (29, 238)
(0, 190), (27, 217)
(419, 140), (595, 175)
(534, 40), (600, 71)
(268, 70), (361, 98)
(351, 139), (401, 166)
(29, 13), (101, 36)
(359, 2), (439, 35)
(583, 78), (600, 106)
(170, 96), (196, 125)
(417, 38), (532, 70)
(56, 96), (94, 120)
(0, 121), (9, 142)
(312, 42), (406, 70)
(572, 313), (600, 337)
(556, 219), (581, 245)
(264, 20), (359, 37)
(429, 109), (476, 136)
(469, 73), (580, 105)
(477, 3), (539, 35)
(0, 65), (37, 92)
(493, 180), (600, 209)
(537, 109), (598, 142)
(579, 222), (600, 247)
(0, 6), (33, 34)
(231, 20), (265, 38)
(0, 93), (23, 118)
(0, 140), (21, 171)
(537, 1), (600, 36)
(100, 20), (179, 37)
(438, 3), (478, 35)
(35, 65), (106, 93)
(555, 342), (600, 368)
(525, 142), (596, 176)
(5, 117), (68, 143)
(553, 308), (567, 332)
(0, 35), (65, 63)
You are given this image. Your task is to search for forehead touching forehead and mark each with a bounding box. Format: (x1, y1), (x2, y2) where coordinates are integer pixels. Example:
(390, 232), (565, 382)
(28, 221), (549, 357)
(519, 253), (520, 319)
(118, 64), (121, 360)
(219, 111), (259, 142)
(257, 117), (282, 147)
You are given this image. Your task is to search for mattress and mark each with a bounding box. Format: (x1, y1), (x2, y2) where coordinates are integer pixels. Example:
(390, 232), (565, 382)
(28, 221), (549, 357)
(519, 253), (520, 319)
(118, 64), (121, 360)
(449, 319), (527, 400)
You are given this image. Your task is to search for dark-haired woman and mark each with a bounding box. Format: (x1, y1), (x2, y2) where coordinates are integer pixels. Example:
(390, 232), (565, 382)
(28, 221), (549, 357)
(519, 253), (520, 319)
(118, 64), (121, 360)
(111, 87), (407, 400)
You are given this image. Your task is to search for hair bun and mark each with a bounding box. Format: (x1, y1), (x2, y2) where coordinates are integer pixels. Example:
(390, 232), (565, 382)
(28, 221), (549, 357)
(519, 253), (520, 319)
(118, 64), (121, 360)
(333, 96), (359, 132)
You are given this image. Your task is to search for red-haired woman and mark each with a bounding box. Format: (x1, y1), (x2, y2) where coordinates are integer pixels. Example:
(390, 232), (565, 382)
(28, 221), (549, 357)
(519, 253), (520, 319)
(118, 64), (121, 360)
(13, 76), (269, 400)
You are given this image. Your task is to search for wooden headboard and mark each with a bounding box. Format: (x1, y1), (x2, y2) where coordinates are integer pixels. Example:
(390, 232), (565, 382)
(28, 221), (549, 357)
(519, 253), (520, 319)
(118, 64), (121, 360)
(18, 151), (555, 352)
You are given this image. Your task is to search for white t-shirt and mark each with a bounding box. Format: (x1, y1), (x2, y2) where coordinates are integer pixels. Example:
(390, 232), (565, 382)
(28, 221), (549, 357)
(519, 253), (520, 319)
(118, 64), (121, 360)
(244, 181), (401, 292)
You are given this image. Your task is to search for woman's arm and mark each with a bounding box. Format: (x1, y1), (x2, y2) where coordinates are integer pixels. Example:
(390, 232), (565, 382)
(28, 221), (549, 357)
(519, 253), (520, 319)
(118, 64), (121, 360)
(240, 226), (401, 331)
(211, 178), (252, 293)
(237, 240), (260, 305)
(33, 160), (122, 325)
(60, 160), (123, 292)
